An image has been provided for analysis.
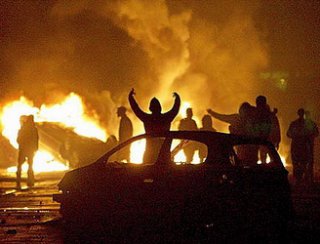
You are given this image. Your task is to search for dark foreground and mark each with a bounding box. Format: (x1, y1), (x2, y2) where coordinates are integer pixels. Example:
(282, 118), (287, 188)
(1, 171), (320, 243)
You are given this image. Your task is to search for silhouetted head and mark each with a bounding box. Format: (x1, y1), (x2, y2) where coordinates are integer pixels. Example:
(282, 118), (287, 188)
(256, 95), (267, 107)
(297, 108), (305, 118)
(27, 115), (35, 124)
(239, 102), (252, 118)
(117, 106), (126, 117)
(186, 108), (193, 119)
(19, 115), (28, 126)
(149, 97), (162, 114)
(202, 115), (212, 128)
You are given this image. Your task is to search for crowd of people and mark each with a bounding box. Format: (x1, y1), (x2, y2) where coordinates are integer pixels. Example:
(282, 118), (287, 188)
(16, 89), (318, 189)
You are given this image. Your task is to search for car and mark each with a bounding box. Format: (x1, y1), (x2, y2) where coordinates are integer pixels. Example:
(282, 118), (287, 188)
(54, 131), (293, 242)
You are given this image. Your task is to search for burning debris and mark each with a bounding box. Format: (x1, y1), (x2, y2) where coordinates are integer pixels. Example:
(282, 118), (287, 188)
(0, 93), (108, 173)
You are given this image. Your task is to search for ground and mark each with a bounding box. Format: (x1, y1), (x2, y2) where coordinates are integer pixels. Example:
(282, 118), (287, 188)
(1, 169), (320, 243)
(0, 170), (63, 243)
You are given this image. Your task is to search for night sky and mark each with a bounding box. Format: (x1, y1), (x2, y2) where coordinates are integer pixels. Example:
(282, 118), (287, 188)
(0, 0), (319, 161)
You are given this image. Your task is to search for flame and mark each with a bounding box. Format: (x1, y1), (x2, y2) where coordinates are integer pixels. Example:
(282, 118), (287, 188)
(7, 151), (68, 173)
(1, 96), (38, 148)
(130, 139), (146, 164)
(128, 138), (202, 165)
(173, 149), (201, 164)
(38, 93), (106, 142)
(1, 93), (107, 174)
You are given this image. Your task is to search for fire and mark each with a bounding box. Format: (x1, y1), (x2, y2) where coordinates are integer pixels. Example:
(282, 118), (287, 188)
(7, 151), (68, 173)
(130, 139), (146, 163)
(1, 93), (107, 174)
(38, 93), (106, 142)
(0, 92), (288, 176)
(129, 138), (201, 165)
(173, 149), (201, 164)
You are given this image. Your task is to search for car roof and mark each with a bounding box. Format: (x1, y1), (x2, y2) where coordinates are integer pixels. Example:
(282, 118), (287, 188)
(98, 130), (276, 163)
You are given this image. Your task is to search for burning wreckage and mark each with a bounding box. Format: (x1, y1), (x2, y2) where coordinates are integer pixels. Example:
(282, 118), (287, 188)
(54, 131), (293, 241)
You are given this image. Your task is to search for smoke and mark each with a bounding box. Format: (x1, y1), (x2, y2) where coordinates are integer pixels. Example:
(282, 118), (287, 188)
(2, 0), (320, 164)
(1, 0), (319, 169)
(52, 1), (268, 123)
(0, 0), (274, 134)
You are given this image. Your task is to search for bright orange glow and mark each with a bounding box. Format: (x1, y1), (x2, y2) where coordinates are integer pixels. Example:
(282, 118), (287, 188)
(7, 151), (69, 173)
(173, 149), (201, 164)
(129, 139), (146, 164)
(1, 93), (107, 174)
(38, 93), (107, 142)
(1, 96), (38, 148)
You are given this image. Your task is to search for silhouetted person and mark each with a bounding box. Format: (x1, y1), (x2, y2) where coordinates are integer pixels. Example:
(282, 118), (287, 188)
(253, 96), (277, 163)
(199, 115), (216, 162)
(207, 102), (255, 136)
(304, 110), (319, 185)
(129, 88), (180, 163)
(269, 108), (281, 149)
(207, 103), (258, 165)
(178, 108), (198, 163)
(16, 115), (39, 188)
(253, 95), (272, 140)
(257, 107), (282, 164)
(287, 108), (315, 186)
(117, 106), (133, 162)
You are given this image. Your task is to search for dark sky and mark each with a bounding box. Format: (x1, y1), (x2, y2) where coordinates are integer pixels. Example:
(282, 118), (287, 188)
(0, 0), (319, 157)
(257, 0), (320, 75)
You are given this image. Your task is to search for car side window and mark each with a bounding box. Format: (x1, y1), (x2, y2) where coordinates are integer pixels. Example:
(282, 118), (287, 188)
(109, 137), (169, 165)
(171, 139), (207, 164)
(108, 138), (145, 164)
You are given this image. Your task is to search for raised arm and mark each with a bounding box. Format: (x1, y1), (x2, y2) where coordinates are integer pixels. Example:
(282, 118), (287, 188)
(128, 88), (148, 121)
(164, 92), (181, 121)
(207, 109), (239, 124)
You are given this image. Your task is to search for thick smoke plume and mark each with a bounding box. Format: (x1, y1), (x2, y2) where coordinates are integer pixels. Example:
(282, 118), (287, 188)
(1, 1), (268, 130)
(50, 0), (268, 129)
(1, 1), (319, 165)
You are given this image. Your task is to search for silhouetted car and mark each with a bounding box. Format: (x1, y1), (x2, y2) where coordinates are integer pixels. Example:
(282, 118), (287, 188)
(54, 131), (292, 242)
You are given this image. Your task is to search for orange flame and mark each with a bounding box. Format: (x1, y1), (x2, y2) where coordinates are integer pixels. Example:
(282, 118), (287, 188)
(1, 93), (107, 173)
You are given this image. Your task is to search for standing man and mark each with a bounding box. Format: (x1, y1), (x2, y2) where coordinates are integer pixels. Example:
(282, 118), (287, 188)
(287, 108), (314, 186)
(253, 95), (273, 164)
(129, 88), (180, 163)
(304, 110), (319, 185)
(16, 115), (39, 188)
(269, 108), (281, 150)
(117, 106), (133, 162)
(199, 115), (216, 163)
(178, 108), (198, 163)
